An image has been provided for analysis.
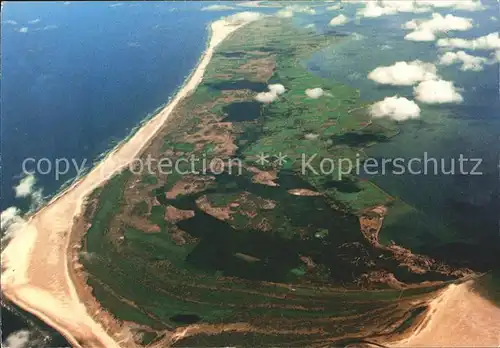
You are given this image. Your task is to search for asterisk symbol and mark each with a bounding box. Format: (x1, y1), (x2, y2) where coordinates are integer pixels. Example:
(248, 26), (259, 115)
(255, 152), (269, 166)
(274, 152), (288, 166)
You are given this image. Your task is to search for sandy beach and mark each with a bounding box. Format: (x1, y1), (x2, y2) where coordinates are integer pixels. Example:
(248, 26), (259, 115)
(387, 281), (500, 347)
(1, 15), (258, 348)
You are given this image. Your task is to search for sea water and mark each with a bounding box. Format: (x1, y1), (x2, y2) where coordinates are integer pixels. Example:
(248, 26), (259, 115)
(307, 1), (500, 267)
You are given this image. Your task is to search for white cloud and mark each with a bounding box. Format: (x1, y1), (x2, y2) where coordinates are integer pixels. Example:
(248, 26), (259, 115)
(288, 5), (316, 15)
(370, 96), (421, 121)
(226, 12), (264, 24)
(351, 32), (364, 41)
(202, 4), (235, 11)
(12, 174), (44, 209)
(356, 0), (483, 19)
(329, 14), (349, 26)
(37, 25), (58, 31)
(14, 175), (36, 198)
(1, 207), (22, 232)
(255, 84), (286, 103)
(436, 32), (500, 51)
(357, 2), (398, 18)
(276, 8), (294, 18)
(268, 84), (286, 95)
(494, 50), (500, 61)
(415, 0), (484, 11)
(490, 16), (498, 21)
(341, 0), (370, 3)
(405, 13), (473, 32)
(109, 3), (123, 8)
(454, 1), (484, 10)
(403, 13), (473, 42)
(305, 23), (316, 29)
(3, 330), (31, 348)
(255, 91), (279, 103)
(438, 51), (489, 71)
(19, 27), (28, 33)
(413, 79), (463, 104)
(305, 133), (320, 140)
(381, 0), (430, 12)
(368, 60), (437, 86)
(30, 189), (44, 209)
(276, 5), (316, 17)
(305, 88), (325, 99)
(0, 204), (35, 251)
(28, 18), (41, 24)
(4, 20), (18, 25)
(405, 29), (436, 41)
(356, 1), (430, 18)
(327, 4), (342, 10)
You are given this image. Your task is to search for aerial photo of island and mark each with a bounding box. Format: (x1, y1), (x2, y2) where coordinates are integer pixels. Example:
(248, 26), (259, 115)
(1, 1), (499, 347)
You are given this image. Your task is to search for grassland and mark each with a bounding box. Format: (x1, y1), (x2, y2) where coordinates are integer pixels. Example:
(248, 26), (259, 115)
(78, 18), (470, 346)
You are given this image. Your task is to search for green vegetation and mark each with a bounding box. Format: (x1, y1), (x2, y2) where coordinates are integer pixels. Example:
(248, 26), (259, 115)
(80, 18), (459, 346)
(161, 140), (196, 153)
(84, 170), (132, 252)
(141, 173), (158, 186)
(132, 201), (149, 217)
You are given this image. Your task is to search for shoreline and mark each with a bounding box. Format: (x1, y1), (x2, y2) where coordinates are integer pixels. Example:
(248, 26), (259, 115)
(1, 15), (257, 348)
(19, 16), (216, 221)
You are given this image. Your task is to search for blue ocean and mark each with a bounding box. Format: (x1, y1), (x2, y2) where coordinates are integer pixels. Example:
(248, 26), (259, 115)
(3, 1), (222, 211)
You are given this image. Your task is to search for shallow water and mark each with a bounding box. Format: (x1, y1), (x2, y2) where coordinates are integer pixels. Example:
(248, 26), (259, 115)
(307, 2), (500, 268)
(2, 0), (499, 343)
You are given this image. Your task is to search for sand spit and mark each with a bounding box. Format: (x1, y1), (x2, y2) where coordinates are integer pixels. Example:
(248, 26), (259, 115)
(1, 15), (260, 348)
(387, 281), (500, 347)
